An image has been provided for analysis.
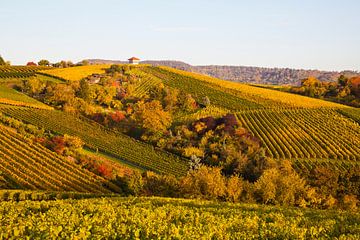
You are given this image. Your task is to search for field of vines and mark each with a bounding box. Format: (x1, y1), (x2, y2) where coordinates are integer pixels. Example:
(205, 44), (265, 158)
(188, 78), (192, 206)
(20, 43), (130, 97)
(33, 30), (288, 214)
(0, 66), (50, 79)
(39, 65), (110, 81)
(1, 197), (359, 239)
(0, 125), (115, 193)
(0, 85), (52, 109)
(129, 68), (162, 98)
(237, 108), (360, 160)
(142, 67), (263, 110)
(0, 190), (116, 201)
(291, 158), (360, 175)
(338, 108), (360, 124)
(0, 105), (189, 176)
(155, 66), (348, 109)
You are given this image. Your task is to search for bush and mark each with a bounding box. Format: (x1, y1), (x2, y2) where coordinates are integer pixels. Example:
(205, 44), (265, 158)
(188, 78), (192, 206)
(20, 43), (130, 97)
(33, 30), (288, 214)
(180, 166), (226, 200)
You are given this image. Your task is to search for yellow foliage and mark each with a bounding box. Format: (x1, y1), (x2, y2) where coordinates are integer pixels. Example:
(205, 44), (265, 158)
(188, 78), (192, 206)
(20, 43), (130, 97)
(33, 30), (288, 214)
(183, 147), (204, 157)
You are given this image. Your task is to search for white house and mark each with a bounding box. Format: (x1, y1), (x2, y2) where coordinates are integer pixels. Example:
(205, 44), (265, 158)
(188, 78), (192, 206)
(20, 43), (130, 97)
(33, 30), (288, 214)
(128, 57), (140, 64)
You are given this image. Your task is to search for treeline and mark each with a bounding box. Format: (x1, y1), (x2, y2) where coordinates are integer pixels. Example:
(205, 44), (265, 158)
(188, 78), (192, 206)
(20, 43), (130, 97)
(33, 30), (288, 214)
(113, 161), (359, 210)
(288, 75), (360, 107)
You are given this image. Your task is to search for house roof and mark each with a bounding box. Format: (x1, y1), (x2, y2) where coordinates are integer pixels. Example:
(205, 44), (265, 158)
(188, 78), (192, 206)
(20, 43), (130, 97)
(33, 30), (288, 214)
(128, 57), (140, 61)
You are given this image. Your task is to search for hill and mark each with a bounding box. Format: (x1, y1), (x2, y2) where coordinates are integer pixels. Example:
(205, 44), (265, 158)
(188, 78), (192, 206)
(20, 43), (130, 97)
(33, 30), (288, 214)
(0, 63), (358, 213)
(86, 59), (358, 85)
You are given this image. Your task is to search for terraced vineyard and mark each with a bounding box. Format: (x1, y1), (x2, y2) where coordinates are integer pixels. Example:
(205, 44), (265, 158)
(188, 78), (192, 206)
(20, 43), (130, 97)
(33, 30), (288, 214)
(237, 108), (360, 160)
(39, 65), (110, 81)
(0, 85), (52, 109)
(0, 105), (189, 176)
(0, 125), (114, 193)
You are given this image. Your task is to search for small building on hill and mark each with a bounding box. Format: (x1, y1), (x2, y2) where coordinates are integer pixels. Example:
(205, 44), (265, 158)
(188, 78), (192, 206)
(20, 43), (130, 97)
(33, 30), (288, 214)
(128, 57), (140, 64)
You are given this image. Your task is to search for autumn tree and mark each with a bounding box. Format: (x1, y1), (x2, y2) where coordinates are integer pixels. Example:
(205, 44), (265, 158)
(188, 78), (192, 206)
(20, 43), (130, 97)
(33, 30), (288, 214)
(95, 86), (117, 107)
(22, 78), (45, 96)
(180, 166), (226, 200)
(254, 160), (309, 206)
(38, 59), (50, 66)
(133, 100), (172, 134)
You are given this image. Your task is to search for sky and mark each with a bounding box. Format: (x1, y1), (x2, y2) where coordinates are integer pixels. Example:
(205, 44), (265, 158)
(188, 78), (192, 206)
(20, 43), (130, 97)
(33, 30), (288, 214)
(1, 0), (359, 71)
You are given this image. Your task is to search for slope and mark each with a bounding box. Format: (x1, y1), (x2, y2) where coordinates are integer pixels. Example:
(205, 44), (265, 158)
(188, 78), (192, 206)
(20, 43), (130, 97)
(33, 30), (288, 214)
(0, 85), (53, 110)
(0, 105), (189, 176)
(0, 124), (114, 193)
(137, 66), (360, 162)
(39, 65), (110, 81)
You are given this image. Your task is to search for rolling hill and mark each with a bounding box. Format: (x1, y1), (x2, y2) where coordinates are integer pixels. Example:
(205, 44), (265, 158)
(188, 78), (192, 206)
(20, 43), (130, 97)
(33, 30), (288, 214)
(86, 59), (359, 85)
(0, 64), (359, 195)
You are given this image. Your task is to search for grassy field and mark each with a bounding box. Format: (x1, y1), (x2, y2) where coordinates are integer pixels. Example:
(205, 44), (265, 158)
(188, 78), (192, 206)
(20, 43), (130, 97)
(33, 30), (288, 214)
(0, 196), (359, 239)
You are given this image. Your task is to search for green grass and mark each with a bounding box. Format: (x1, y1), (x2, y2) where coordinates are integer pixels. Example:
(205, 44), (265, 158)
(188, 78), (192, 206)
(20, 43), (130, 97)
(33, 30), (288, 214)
(0, 196), (359, 239)
(0, 85), (52, 109)
(35, 73), (65, 83)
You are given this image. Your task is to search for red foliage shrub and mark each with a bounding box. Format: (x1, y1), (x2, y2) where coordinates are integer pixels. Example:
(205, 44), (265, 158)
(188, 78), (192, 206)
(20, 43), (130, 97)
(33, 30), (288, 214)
(97, 163), (113, 179)
(109, 111), (125, 123)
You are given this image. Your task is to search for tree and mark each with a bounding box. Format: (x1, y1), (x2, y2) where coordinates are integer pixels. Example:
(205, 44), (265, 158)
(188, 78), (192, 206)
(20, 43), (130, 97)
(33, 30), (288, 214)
(77, 79), (92, 102)
(95, 86), (117, 107)
(133, 100), (172, 134)
(81, 60), (89, 66)
(180, 166), (226, 200)
(22, 78), (45, 96)
(254, 160), (309, 206)
(0, 55), (5, 65)
(38, 59), (50, 66)
(225, 175), (244, 202)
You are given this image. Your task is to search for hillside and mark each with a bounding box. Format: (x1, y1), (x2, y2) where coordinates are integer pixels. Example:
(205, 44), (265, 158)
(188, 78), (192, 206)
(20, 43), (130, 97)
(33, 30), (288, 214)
(0, 64), (358, 212)
(86, 59), (359, 85)
(0, 124), (113, 193)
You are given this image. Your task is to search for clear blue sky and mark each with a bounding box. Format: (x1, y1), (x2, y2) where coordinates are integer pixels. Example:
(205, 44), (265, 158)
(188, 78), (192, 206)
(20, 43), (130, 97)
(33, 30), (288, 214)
(1, 0), (359, 71)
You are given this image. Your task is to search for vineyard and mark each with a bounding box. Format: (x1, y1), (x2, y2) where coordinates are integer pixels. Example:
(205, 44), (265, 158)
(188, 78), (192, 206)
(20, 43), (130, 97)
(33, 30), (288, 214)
(0, 125), (115, 193)
(0, 85), (52, 109)
(129, 68), (162, 98)
(291, 158), (360, 175)
(148, 66), (348, 109)
(338, 107), (360, 124)
(237, 108), (360, 160)
(0, 66), (50, 79)
(1, 197), (359, 239)
(0, 105), (189, 176)
(39, 65), (110, 81)
(142, 67), (263, 110)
